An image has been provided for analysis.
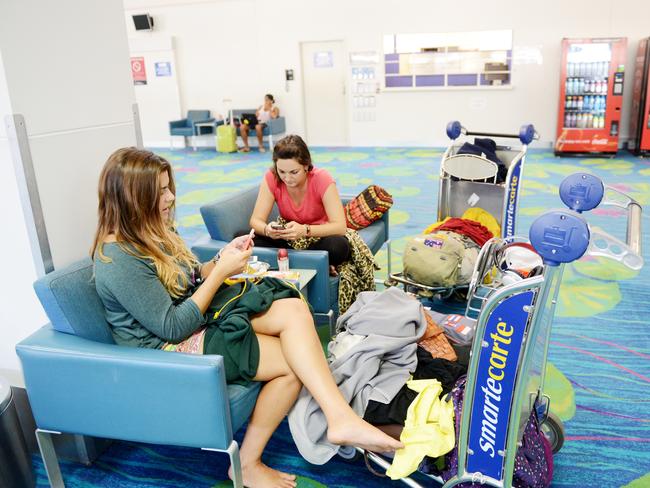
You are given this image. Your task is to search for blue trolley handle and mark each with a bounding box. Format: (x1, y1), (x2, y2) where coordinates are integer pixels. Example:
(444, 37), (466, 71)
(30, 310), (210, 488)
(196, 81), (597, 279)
(558, 173), (643, 270)
(446, 121), (539, 145)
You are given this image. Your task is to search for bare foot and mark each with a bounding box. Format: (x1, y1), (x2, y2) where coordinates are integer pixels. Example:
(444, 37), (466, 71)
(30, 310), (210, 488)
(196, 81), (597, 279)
(228, 461), (296, 488)
(327, 415), (403, 453)
(259, 146), (266, 153)
(240, 146), (251, 153)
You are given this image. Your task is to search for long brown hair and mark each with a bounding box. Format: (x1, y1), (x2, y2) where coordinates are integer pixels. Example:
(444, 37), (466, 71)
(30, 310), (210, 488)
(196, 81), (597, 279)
(91, 147), (198, 298)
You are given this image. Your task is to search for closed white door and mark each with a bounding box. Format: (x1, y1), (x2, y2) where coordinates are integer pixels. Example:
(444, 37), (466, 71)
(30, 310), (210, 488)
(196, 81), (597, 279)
(301, 40), (348, 146)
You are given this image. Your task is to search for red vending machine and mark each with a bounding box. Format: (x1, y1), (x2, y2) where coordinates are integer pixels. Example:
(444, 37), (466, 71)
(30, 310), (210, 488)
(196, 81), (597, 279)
(555, 37), (627, 156)
(629, 37), (650, 156)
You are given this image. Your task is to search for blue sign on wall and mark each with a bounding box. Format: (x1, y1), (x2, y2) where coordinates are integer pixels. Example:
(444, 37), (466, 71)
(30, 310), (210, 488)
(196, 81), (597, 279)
(465, 290), (533, 481)
(155, 61), (172, 77)
(504, 160), (522, 237)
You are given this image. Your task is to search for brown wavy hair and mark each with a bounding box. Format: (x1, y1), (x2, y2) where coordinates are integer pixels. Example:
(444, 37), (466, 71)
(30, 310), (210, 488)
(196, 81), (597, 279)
(91, 147), (198, 298)
(271, 134), (313, 181)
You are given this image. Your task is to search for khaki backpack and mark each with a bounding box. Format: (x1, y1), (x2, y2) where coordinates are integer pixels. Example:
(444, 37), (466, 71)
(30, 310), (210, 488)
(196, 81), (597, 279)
(402, 232), (466, 287)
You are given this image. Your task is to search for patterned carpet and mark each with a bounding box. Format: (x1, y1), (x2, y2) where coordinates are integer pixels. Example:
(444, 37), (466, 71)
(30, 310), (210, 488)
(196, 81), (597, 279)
(33, 146), (650, 487)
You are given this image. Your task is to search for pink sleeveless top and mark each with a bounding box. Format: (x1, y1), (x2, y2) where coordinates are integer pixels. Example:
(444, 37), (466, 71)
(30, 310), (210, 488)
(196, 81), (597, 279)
(265, 167), (335, 225)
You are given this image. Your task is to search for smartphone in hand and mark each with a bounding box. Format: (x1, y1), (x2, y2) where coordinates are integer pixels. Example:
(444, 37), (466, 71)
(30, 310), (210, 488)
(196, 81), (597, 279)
(270, 223), (286, 230)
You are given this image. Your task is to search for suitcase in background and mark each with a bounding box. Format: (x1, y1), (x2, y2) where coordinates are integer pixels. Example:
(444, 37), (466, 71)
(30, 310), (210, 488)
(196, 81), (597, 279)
(217, 123), (237, 153)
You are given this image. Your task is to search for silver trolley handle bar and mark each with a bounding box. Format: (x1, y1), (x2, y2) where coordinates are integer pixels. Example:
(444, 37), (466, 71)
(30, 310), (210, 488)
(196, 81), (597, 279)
(588, 186), (643, 270)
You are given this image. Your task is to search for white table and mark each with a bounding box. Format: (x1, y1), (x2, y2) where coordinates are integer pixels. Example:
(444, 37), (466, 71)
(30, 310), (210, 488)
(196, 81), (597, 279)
(265, 268), (317, 300)
(192, 121), (217, 150)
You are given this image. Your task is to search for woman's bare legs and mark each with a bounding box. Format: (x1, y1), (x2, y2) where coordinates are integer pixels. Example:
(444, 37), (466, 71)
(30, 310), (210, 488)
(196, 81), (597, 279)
(240, 124), (250, 151)
(255, 124), (265, 152)
(228, 334), (301, 488)
(251, 298), (403, 453)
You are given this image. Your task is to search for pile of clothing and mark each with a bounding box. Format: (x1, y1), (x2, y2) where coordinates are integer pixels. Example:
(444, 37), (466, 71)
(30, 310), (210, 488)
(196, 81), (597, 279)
(288, 287), (475, 478)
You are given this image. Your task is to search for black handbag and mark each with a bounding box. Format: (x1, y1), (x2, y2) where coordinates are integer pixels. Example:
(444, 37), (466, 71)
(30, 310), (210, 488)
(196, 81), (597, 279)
(240, 113), (258, 127)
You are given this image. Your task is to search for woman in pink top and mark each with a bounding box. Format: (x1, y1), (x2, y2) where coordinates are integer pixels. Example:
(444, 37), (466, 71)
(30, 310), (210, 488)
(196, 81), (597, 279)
(249, 135), (350, 273)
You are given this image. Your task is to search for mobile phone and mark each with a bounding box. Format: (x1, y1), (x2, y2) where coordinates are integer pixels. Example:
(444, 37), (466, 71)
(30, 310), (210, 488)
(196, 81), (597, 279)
(270, 223), (286, 230)
(243, 229), (255, 249)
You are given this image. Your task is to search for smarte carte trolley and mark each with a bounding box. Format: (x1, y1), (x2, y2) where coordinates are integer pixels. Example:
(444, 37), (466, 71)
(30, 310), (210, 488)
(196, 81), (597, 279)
(387, 121), (538, 298)
(344, 173), (643, 488)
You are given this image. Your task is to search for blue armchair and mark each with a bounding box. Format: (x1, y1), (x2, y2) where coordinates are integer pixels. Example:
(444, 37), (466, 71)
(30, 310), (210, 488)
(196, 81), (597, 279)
(231, 109), (286, 150)
(169, 110), (215, 149)
(15, 258), (260, 487)
(191, 186), (391, 332)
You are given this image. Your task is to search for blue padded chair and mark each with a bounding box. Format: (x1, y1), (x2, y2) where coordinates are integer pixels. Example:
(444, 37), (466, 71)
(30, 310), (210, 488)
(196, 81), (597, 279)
(169, 110), (215, 149)
(191, 186), (391, 332)
(231, 109), (286, 150)
(15, 258), (260, 488)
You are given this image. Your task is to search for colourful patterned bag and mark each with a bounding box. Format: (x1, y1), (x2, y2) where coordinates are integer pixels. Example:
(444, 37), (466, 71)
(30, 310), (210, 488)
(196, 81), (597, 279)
(344, 185), (393, 230)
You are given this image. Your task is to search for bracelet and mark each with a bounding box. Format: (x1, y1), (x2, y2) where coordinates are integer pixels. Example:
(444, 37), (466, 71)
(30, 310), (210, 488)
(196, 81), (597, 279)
(305, 224), (311, 237)
(211, 249), (223, 265)
(264, 223), (270, 237)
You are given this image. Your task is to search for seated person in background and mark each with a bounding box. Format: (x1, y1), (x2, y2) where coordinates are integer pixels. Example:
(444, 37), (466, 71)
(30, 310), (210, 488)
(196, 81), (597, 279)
(92, 147), (401, 488)
(249, 134), (350, 276)
(240, 93), (280, 153)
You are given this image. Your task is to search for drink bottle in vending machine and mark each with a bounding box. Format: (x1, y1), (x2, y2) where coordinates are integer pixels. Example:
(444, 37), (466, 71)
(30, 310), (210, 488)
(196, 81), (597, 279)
(556, 37), (627, 156)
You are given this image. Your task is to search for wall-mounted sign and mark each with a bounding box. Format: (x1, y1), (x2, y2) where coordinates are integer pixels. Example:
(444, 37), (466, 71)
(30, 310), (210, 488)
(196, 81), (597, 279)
(130, 57), (147, 85)
(155, 61), (172, 77)
(313, 51), (333, 68)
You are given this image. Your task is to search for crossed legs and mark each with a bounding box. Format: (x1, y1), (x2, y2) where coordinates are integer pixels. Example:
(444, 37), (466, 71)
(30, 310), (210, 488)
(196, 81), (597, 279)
(231, 298), (403, 487)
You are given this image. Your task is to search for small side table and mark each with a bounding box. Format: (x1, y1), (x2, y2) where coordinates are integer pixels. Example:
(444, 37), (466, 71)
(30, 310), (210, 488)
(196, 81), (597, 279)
(192, 121), (217, 151)
(291, 268), (317, 301)
(264, 268), (317, 301)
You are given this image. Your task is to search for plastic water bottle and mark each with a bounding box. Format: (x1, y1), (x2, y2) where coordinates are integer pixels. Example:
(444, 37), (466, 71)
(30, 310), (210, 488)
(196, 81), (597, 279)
(277, 248), (289, 272)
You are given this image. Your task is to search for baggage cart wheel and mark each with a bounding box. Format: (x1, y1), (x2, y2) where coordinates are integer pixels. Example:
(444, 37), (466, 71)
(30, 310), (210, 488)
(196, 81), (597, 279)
(337, 445), (363, 463)
(541, 412), (565, 453)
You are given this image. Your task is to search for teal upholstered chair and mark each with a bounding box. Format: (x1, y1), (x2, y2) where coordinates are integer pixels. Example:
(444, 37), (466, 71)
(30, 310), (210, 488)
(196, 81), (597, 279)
(169, 110), (215, 149)
(16, 258), (259, 487)
(191, 186), (391, 332)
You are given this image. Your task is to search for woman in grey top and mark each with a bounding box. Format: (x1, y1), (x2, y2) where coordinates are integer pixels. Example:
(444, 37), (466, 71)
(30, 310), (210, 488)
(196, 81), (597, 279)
(92, 147), (401, 488)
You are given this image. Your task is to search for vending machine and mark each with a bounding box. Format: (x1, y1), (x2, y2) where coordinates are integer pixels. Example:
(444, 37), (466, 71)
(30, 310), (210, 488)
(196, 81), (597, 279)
(555, 37), (627, 156)
(629, 37), (650, 156)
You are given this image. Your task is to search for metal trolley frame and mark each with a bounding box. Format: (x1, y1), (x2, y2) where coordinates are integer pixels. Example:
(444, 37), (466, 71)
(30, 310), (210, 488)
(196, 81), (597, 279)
(387, 121), (539, 298)
(351, 173), (643, 488)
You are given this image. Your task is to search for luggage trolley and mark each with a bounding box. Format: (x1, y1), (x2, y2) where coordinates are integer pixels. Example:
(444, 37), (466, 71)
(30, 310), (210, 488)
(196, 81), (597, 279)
(387, 121), (538, 299)
(348, 173), (643, 488)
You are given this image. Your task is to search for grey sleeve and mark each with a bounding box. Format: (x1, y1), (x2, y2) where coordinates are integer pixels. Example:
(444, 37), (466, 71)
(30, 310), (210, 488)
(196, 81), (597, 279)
(100, 250), (204, 343)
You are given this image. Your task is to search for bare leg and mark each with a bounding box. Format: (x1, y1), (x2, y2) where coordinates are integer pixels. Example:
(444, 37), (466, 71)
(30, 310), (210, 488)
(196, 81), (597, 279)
(229, 334), (300, 488)
(240, 124), (250, 151)
(251, 298), (403, 453)
(256, 124), (265, 152)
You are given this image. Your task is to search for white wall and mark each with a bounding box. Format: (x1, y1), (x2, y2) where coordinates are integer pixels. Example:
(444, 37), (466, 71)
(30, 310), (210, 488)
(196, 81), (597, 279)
(129, 36), (183, 147)
(0, 0), (137, 385)
(124, 0), (650, 147)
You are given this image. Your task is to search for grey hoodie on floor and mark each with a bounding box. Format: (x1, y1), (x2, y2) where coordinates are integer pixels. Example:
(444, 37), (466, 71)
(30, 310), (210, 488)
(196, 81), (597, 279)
(288, 287), (427, 464)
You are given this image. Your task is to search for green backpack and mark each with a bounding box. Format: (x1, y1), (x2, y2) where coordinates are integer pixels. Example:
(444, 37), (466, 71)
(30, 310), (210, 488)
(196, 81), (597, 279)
(402, 231), (465, 287)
